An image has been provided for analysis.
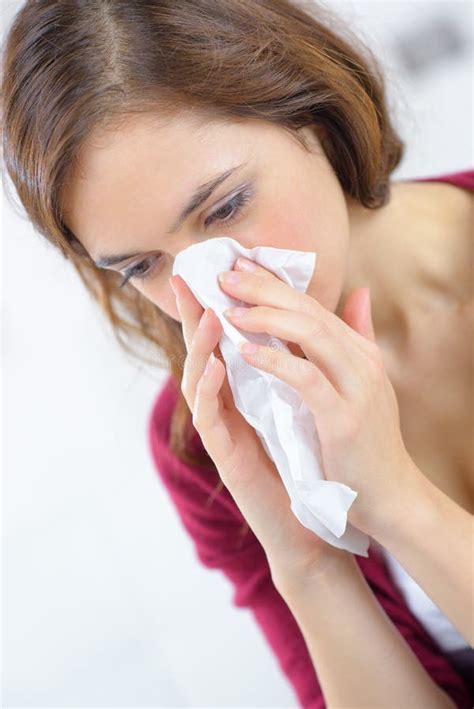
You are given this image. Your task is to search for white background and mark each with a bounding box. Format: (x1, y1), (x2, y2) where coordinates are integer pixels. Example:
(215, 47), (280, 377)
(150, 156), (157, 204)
(2, 1), (473, 707)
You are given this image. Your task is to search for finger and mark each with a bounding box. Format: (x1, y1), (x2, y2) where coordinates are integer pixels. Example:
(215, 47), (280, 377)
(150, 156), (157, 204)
(223, 305), (367, 398)
(193, 354), (299, 559)
(193, 351), (235, 460)
(169, 274), (204, 352)
(181, 307), (222, 411)
(212, 341), (238, 412)
(234, 256), (280, 280)
(237, 340), (344, 427)
(340, 288), (377, 344)
(170, 275), (238, 413)
(218, 269), (372, 355)
(197, 316), (237, 413)
(170, 275), (237, 401)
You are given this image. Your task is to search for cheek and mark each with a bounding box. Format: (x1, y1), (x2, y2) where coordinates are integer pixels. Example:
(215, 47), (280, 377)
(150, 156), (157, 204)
(163, 302), (182, 323)
(249, 210), (313, 251)
(138, 282), (182, 323)
(160, 290), (182, 322)
(256, 202), (348, 311)
(253, 204), (341, 268)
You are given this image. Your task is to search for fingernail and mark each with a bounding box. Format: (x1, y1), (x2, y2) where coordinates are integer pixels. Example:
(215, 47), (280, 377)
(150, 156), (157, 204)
(199, 309), (209, 328)
(237, 257), (257, 272)
(240, 341), (258, 354)
(224, 307), (246, 318)
(218, 271), (241, 284)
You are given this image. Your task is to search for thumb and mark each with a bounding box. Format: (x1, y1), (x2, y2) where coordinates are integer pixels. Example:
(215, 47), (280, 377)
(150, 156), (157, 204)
(340, 287), (376, 343)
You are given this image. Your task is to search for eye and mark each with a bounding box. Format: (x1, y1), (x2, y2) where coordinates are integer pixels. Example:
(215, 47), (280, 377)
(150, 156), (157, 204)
(118, 185), (254, 289)
(204, 186), (253, 229)
(118, 253), (164, 288)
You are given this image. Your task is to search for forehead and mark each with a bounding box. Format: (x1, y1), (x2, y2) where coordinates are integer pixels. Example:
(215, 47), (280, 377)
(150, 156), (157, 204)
(61, 112), (272, 258)
(61, 111), (213, 218)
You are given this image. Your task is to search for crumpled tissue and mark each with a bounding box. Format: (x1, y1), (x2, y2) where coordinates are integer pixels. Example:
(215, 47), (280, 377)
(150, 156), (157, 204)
(172, 236), (370, 557)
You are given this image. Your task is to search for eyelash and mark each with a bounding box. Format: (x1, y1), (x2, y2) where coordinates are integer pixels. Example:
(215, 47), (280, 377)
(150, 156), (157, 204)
(118, 186), (253, 288)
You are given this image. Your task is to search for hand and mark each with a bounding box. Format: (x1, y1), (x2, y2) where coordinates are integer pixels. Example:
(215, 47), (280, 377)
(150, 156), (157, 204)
(218, 256), (422, 540)
(169, 272), (352, 590)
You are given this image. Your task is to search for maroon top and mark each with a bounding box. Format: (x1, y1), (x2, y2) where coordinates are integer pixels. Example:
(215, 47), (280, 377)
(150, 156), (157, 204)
(147, 169), (474, 708)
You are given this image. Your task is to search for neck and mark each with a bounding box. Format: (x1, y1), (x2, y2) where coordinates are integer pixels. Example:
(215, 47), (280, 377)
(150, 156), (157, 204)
(336, 183), (412, 344)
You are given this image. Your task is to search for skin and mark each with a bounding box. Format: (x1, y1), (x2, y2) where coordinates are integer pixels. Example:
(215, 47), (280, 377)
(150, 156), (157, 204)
(62, 112), (473, 706)
(63, 112), (361, 321)
(62, 110), (473, 557)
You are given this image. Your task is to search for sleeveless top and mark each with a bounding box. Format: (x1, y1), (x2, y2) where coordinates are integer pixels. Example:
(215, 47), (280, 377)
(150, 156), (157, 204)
(382, 549), (471, 653)
(147, 168), (474, 708)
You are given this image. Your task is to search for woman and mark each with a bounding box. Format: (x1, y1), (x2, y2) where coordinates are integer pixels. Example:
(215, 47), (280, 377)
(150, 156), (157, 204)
(1, 0), (472, 706)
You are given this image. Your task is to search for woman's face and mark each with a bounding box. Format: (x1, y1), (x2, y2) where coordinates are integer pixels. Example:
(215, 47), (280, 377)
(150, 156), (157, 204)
(63, 112), (356, 322)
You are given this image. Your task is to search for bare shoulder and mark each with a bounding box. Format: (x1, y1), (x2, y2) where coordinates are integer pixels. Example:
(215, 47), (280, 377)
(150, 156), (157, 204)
(394, 179), (473, 306)
(441, 183), (473, 306)
(380, 181), (474, 515)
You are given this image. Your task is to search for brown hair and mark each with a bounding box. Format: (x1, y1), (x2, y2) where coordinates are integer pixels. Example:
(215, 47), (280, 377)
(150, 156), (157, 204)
(1, 0), (404, 514)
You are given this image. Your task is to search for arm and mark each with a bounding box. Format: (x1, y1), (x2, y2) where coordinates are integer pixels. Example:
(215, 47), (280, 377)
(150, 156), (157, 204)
(148, 387), (326, 707)
(276, 552), (458, 709)
(372, 466), (474, 647)
(147, 381), (471, 707)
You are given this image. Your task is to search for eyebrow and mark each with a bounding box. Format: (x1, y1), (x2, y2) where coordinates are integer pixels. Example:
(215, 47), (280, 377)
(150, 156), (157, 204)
(95, 162), (248, 268)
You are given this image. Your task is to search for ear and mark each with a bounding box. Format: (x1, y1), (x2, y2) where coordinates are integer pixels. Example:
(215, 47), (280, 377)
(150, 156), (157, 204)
(340, 287), (376, 343)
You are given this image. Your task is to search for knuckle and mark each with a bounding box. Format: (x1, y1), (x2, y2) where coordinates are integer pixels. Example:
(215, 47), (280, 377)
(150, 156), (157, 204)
(363, 338), (380, 356)
(320, 399), (357, 443)
(191, 394), (204, 429)
(180, 355), (202, 404)
(189, 330), (200, 356)
(366, 348), (386, 382)
(187, 352), (204, 380)
(299, 292), (317, 316)
(338, 408), (361, 441)
(180, 374), (191, 404)
(258, 305), (273, 321)
(311, 317), (330, 340)
(266, 348), (281, 370)
(254, 275), (270, 302)
(299, 362), (320, 388)
(191, 408), (200, 430)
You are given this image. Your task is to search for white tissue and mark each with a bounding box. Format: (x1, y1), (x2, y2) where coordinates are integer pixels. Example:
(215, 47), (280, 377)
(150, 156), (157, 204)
(173, 236), (370, 557)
